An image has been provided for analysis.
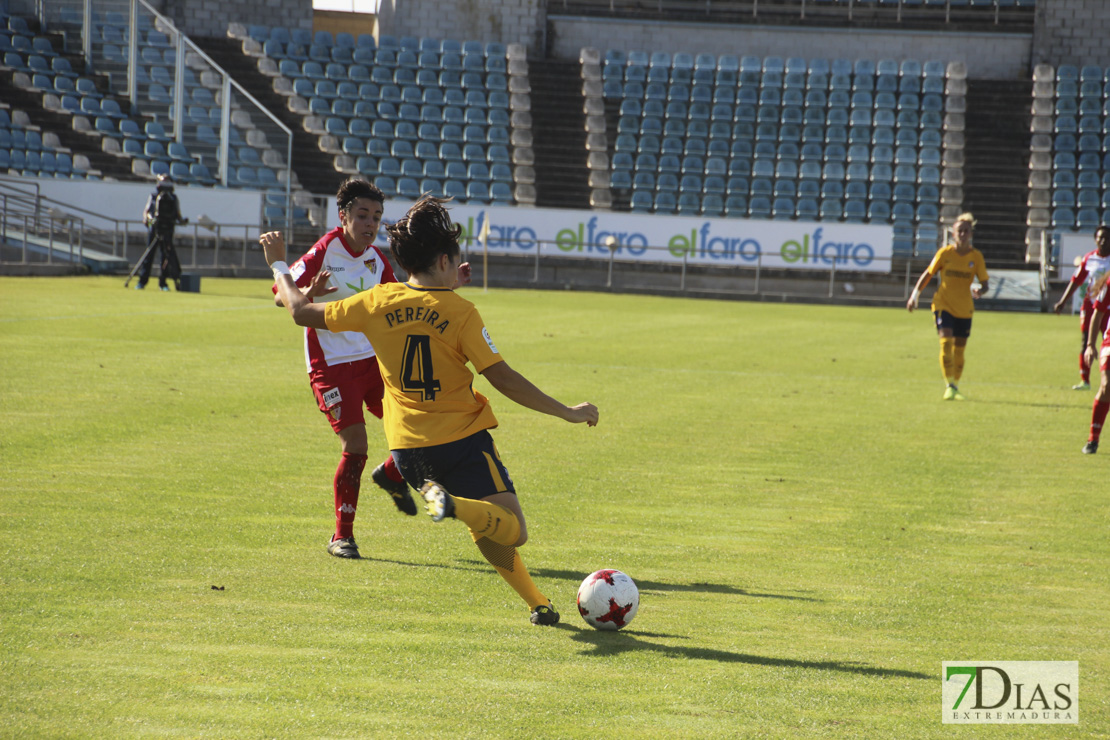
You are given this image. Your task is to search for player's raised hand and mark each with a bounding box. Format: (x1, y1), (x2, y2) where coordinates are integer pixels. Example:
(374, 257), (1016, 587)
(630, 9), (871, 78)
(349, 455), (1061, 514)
(259, 231), (287, 266)
(565, 402), (599, 427)
(304, 269), (337, 298)
(456, 261), (472, 287)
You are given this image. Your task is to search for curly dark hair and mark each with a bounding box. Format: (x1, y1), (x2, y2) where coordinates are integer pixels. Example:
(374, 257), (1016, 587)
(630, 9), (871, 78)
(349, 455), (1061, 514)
(385, 193), (462, 275)
(335, 177), (384, 217)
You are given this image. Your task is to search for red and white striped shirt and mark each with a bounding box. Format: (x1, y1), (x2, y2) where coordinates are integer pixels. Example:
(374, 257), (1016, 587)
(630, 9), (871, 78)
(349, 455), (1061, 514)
(274, 227), (398, 372)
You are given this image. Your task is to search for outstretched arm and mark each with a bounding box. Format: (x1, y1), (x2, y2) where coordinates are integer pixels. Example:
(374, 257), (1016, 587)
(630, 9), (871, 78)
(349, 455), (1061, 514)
(1085, 308), (1106, 369)
(906, 270), (932, 312)
(1054, 280), (1079, 314)
(260, 231), (329, 330)
(481, 360), (598, 426)
(274, 268), (336, 307)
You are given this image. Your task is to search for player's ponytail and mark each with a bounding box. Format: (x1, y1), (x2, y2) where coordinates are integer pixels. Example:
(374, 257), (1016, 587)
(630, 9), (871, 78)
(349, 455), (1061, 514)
(1092, 271), (1110, 298)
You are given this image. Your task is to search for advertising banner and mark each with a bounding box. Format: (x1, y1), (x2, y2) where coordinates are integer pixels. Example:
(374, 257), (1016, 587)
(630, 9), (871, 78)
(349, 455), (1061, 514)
(339, 200), (896, 273)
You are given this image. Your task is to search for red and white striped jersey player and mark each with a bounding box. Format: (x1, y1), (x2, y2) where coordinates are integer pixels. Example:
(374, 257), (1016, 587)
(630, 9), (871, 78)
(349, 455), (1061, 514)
(1079, 258), (1110, 454)
(273, 178), (417, 559)
(1055, 226), (1110, 390)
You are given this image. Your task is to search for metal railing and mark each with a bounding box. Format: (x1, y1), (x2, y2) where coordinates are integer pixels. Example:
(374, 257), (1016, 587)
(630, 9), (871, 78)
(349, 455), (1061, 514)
(457, 234), (1042, 305)
(553, 0), (1035, 28)
(0, 178), (261, 271)
(28, 0), (295, 230)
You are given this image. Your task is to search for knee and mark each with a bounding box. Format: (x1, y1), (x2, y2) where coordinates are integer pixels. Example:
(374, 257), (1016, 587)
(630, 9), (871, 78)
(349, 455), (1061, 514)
(338, 428), (368, 456)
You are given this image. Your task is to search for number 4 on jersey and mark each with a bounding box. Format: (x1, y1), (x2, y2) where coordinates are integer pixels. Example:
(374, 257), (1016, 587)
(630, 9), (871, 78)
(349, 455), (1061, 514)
(400, 334), (441, 401)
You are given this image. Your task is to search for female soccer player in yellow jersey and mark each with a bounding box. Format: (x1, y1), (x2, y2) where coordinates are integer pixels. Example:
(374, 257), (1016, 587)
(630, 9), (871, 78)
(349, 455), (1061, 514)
(261, 195), (599, 626)
(906, 213), (990, 400)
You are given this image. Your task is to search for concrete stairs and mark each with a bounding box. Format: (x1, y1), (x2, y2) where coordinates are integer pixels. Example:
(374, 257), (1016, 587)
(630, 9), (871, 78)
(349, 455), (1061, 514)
(961, 79), (1033, 267)
(526, 58), (592, 209)
(191, 35), (339, 196)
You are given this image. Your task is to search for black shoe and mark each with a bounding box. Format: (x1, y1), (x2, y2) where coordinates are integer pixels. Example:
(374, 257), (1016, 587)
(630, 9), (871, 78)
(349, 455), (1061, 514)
(371, 464), (417, 515)
(326, 536), (360, 558)
(419, 480), (455, 522)
(1083, 440), (1099, 455)
(530, 603), (560, 626)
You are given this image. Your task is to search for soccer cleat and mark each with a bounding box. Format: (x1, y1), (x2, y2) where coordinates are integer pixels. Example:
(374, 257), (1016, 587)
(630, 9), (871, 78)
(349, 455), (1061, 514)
(159, 285), (170, 292)
(952, 389), (966, 401)
(135, 283), (146, 290)
(942, 385), (957, 400)
(1083, 440), (1099, 455)
(371, 464), (417, 516)
(1073, 382), (1091, 391)
(420, 480), (455, 522)
(326, 536), (360, 558)
(530, 603), (560, 626)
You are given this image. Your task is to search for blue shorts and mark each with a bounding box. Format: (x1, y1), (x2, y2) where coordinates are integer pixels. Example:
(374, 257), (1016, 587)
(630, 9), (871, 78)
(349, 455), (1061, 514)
(934, 310), (972, 339)
(391, 430), (515, 501)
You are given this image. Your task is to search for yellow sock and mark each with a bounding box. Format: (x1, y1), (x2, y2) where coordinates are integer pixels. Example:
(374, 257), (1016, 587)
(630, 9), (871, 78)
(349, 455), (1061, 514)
(939, 336), (955, 384)
(472, 535), (548, 610)
(953, 343), (966, 382)
(449, 496), (521, 546)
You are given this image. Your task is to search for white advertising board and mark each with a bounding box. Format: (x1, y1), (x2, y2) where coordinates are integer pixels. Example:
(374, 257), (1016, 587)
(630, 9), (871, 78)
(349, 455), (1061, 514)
(3, 176), (264, 235)
(327, 200), (895, 273)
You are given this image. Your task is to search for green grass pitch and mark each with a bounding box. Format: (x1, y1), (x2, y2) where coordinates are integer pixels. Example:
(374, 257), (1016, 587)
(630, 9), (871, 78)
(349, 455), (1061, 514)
(1, 276), (1106, 738)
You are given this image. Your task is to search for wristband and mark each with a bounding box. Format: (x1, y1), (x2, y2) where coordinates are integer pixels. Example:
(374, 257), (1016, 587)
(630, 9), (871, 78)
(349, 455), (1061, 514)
(909, 287), (920, 307)
(271, 261), (290, 279)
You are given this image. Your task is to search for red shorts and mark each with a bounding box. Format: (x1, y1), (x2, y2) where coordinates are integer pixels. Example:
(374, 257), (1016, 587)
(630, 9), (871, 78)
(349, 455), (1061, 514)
(1080, 302), (1110, 337)
(309, 356), (385, 434)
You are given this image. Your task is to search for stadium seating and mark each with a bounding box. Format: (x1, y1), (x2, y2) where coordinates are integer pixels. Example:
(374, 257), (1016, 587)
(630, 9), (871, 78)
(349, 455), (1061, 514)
(1028, 61), (1110, 252)
(252, 25), (519, 204)
(603, 51), (955, 242)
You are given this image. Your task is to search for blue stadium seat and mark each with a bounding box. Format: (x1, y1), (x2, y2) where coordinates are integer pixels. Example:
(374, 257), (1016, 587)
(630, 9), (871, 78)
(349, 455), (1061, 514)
(630, 191), (653, 212)
(723, 194), (747, 217)
(746, 196), (770, 219)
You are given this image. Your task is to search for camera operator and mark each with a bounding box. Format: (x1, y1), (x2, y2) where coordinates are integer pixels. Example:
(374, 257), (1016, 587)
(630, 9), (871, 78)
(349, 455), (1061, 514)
(136, 174), (188, 291)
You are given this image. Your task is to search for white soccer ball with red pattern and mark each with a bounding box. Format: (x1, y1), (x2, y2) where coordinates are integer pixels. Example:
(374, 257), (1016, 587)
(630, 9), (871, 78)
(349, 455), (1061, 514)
(577, 569), (639, 631)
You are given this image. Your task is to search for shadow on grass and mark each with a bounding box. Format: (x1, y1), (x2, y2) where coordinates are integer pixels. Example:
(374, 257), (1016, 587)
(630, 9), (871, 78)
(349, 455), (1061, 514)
(986, 399), (1077, 410)
(356, 559), (820, 604)
(561, 625), (931, 680)
(528, 567), (821, 603)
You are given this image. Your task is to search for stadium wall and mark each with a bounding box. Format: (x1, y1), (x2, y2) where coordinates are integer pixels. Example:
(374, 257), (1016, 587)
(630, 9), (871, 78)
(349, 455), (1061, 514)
(548, 15), (1032, 79)
(1031, 0), (1110, 68)
(375, 0), (546, 55)
(148, 0), (312, 37)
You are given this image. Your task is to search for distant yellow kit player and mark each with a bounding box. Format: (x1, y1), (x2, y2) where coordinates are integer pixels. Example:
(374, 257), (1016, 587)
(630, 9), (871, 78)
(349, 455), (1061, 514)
(906, 213), (990, 400)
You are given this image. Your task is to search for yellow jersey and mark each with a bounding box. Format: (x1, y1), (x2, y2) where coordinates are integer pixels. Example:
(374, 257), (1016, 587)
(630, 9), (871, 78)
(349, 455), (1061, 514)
(926, 244), (988, 319)
(324, 283), (502, 449)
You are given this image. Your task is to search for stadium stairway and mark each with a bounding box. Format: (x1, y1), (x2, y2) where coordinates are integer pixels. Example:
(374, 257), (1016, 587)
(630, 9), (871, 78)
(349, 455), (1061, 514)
(527, 58), (592, 209)
(191, 36), (339, 195)
(961, 79), (1032, 266)
(601, 95), (626, 211)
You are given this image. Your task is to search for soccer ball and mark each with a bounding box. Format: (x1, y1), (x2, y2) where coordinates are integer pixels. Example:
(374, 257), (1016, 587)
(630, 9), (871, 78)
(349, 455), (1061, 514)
(577, 569), (639, 631)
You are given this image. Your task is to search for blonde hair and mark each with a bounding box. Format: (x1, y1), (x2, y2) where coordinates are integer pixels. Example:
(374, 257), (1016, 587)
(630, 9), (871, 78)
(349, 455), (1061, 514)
(955, 212), (977, 228)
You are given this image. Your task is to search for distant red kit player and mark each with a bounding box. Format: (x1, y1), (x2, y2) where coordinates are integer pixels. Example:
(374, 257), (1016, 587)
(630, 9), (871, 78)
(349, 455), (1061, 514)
(1054, 226), (1110, 390)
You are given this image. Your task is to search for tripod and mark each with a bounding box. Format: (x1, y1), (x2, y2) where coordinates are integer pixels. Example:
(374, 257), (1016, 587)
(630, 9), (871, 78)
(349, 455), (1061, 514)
(124, 227), (181, 289)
